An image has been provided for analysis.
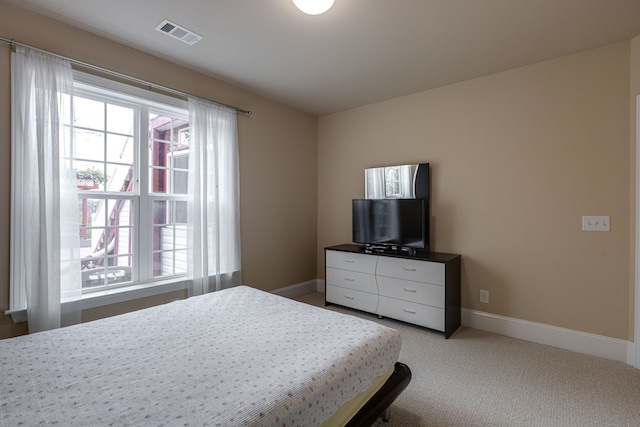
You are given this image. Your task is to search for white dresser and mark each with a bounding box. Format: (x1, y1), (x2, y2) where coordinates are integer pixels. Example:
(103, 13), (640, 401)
(325, 244), (461, 338)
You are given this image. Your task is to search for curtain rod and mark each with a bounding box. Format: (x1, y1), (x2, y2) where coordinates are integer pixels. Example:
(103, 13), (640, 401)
(0, 36), (252, 116)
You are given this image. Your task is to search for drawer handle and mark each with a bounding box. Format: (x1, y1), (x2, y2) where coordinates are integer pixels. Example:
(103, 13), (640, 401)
(344, 277), (355, 282)
(403, 267), (417, 272)
(403, 309), (417, 314)
(344, 259), (355, 263)
(344, 295), (355, 300)
(403, 288), (417, 293)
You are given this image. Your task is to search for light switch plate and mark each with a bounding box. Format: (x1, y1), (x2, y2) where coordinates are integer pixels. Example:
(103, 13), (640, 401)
(582, 216), (610, 232)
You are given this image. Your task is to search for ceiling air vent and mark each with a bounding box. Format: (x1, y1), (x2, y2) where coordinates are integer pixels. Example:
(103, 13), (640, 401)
(154, 19), (203, 45)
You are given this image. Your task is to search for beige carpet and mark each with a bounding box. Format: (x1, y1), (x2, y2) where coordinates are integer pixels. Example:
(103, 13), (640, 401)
(295, 292), (640, 427)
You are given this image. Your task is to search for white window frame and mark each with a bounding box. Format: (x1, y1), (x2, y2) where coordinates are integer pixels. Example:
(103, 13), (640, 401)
(73, 72), (192, 308)
(7, 72), (200, 322)
(15, 73), (194, 322)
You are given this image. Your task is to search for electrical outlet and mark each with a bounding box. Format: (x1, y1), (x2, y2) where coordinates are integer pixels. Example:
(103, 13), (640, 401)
(582, 215), (610, 232)
(479, 290), (489, 304)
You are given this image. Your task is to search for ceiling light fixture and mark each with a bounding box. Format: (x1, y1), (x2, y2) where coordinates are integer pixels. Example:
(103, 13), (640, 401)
(292, 0), (334, 15)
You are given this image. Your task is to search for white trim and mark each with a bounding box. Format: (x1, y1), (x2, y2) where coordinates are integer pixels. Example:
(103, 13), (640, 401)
(77, 278), (190, 310)
(6, 309), (27, 324)
(635, 95), (640, 368)
(462, 309), (632, 365)
(6, 278), (190, 323)
(274, 280), (634, 365)
(263, 281), (640, 367)
(73, 70), (188, 111)
(270, 280), (319, 299)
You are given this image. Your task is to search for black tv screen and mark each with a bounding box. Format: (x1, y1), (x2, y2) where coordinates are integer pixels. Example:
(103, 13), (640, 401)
(352, 198), (426, 249)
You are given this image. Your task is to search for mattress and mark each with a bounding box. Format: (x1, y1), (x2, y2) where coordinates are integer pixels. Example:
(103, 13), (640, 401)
(0, 285), (402, 426)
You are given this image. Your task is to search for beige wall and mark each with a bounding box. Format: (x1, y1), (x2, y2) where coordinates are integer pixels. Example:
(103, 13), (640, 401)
(630, 35), (640, 340)
(318, 42), (632, 340)
(1, 1), (636, 344)
(0, 2), (318, 339)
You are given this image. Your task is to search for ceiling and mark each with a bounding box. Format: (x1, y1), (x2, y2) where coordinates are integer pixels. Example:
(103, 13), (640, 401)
(8, 0), (640, 115)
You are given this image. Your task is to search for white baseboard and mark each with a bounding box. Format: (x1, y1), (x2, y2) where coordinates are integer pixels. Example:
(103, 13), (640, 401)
(281, 280), (635, 366)
(462, 309), (633, 365)
(270, 280), (319, 299)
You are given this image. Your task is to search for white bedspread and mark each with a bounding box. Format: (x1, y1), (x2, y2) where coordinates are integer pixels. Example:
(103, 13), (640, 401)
(0, 286), (401, 426)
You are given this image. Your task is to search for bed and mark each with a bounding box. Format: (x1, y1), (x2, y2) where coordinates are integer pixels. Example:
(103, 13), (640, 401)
(0, 285), (411, 426)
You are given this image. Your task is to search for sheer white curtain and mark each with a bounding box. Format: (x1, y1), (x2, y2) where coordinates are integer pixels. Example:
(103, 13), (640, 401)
(398, 165), (415, 198)
(187, 97), (242, 296)
(366, 167), (387, 199)
(10, 46), (81, 332)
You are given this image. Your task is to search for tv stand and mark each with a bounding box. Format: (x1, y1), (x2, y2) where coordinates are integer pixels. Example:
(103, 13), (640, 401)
(325, 244), (461, 338)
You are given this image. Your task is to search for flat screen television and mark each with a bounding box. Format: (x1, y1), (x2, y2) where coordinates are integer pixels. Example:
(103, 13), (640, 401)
(352, 198), (428, 252)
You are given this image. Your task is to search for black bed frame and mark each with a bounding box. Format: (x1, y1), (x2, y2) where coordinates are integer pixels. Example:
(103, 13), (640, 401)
(345, 362), (412, 426)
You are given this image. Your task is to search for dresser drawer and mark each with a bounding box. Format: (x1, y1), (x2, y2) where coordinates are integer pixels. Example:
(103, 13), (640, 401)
(376, 257), (444, 285)
(377, 276), (444, 308)
(326, 250), (377, 274)
(326, 285), (379, 313)
(326, 267), (378, 294)
(377, 296), (444, 331)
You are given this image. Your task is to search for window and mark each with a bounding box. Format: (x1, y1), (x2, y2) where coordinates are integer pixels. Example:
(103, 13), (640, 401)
(11, 49), (241, 329)
(69, 74), (190, 294)
(385, 166), (401, 197)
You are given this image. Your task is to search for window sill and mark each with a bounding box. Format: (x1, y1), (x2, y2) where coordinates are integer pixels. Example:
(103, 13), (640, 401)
(5, 278), (191, 324)
(6, 309), (27, 324)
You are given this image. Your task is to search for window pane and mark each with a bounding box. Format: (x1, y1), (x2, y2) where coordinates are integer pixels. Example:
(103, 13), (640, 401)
(149, 114), (173, 143)
(82, 267), (105, 289)
(153, 232), (188, 277)
(155, 248), (187, 277)
(105, 266), (130, 284)
(152, 199), (187, 226)
(178, 128), (190, 146)
(174, 201), (187, 223)
(107, 104), (134, 135)
(105, 255), (133, 284)
(76, 162), (106, 192)
(174, 250), (187, 274)
(79, 197), (102, 243)
(171, 152), (189, 195)
(74, 129), (104, 162)
(149, 115), (188, 143)
(149, 148), (190, 195)
(152, 200), (169, 226)
(149, 140), (170, 194)
(105, 164), (134, 193)
(107, 199), (132, 227)
(80, 198), (134, 289)
(82, 263), (132, 289)
(148, 113), (189, 195)
(81, 221), (106, 288)
(107, 134), (134, 164)
(152, 199), (187, 278)
(74, 97), (105, 130)
(111, 254), (132, 267)
(61, 93), (72, 126)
